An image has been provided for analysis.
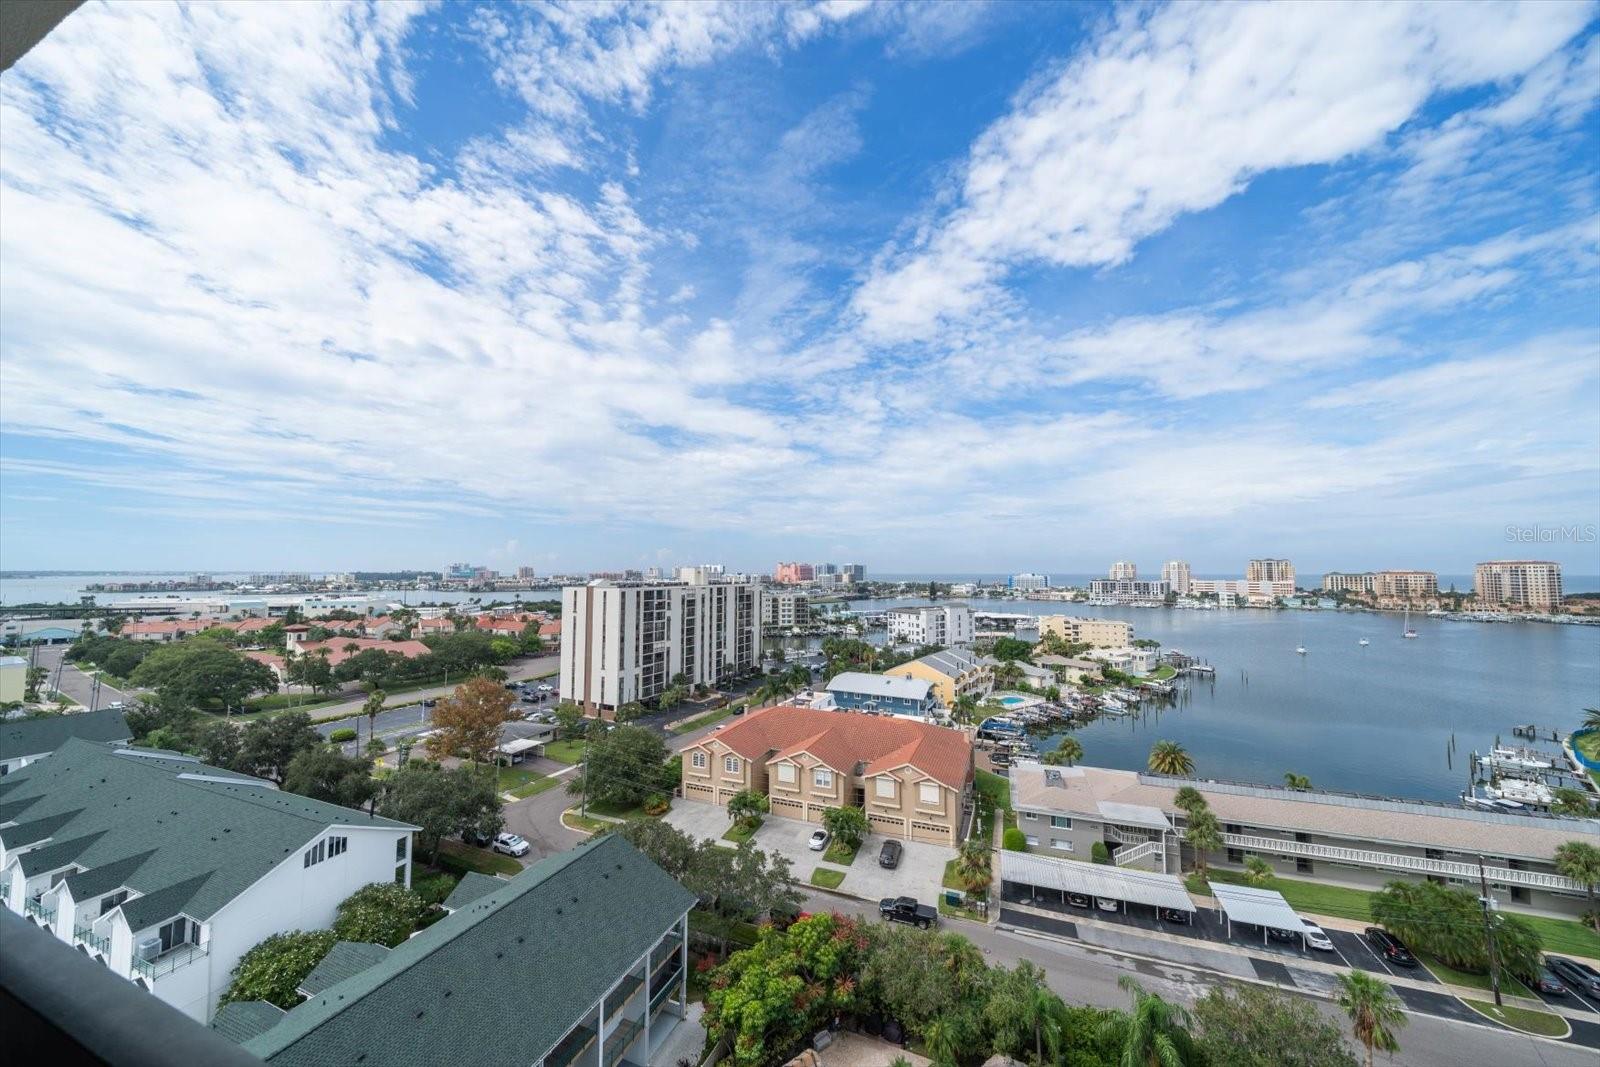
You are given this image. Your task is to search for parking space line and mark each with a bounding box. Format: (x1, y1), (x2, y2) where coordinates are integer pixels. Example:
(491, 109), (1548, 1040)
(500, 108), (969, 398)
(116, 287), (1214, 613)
(1346, 932), (1394, 976)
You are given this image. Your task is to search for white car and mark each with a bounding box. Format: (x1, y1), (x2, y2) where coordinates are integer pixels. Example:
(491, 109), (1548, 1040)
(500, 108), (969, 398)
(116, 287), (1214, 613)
(1302, 922), (1334, 952)
(492, 833), (530, 857)
(537, 683), (555, 693)
(1095, 897), (1120, 913)
(808, 828), (831, 851)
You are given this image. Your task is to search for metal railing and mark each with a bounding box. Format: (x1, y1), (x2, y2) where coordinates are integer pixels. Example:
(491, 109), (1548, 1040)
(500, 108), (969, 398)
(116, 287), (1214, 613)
(129, 942), (207, 982)
(1113, 841), (1162, 868)
(73, 923), (110, 955)
(1213, 832), (1584, 892)
(23, 898), (55, 925)
(1106, 824), (1160, 846)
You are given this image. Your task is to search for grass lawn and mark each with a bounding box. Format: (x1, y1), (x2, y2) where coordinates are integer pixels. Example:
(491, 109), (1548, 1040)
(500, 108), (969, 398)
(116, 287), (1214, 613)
(811, 867), (846, 890)
(1150, 664), (1177, 681)
(435, 839), (522, 876)
(1462, 999), (1568, 1037)
(497, 765), (562, 800)
(940, 860), (990, 921)
(1422, 956), (1535, 998)
(543, 739), (588, 764)
(669, 705), (737, 735)
(976, 768), (1012, 810)
(563, 810), (610, 835)
(587, 798), (648, 820)
(823, 839), (860, 866)
(722, 818), (761, 845)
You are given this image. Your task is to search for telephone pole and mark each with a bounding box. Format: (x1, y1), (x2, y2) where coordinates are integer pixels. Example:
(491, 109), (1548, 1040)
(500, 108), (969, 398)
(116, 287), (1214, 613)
(1478, 854), (1503, 1008)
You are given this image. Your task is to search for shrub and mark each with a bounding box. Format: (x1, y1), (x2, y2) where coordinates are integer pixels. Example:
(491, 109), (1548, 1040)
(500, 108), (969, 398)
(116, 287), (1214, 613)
(332, 882), (429, 947)
(1091, 841), (1111, 864)
(328, 727), (357, 743)
(1002, 827), (1027, 852)
(221, 930), (335, 1009)
(643, 793), (670, 816)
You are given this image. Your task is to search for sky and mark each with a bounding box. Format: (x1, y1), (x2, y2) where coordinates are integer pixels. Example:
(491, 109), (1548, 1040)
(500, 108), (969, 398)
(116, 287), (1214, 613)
(1, 0), (1598, 578)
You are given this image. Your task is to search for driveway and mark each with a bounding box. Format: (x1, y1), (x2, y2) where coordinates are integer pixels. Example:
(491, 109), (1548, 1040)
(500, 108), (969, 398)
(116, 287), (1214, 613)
(754, 812), (952, 904)
(664, 799), (737, 845)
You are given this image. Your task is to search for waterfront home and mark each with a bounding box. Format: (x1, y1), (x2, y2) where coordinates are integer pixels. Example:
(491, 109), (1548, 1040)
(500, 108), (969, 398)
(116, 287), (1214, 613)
(1034, 655), (1103, 685)
(979, 656), (1056, 691)
(887, 647), (992, 707)
(825, 671), (939, 718)
(0, 707), (131, 776)
(0, 739), (416, 1022)
(1009, 760), (1600, 918)
(680, 704), (973, 845)
(1036, 615), (1133, 649)
(1083, 646), (1159, 675)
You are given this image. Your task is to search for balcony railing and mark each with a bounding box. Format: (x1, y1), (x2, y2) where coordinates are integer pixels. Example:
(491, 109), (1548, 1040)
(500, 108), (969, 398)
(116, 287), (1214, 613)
(1113, 841), (1162, 868)
(73, 923), (111, 955)
(1106, 824), (1162, 846)
(602, 1018), (643, 1064)
(23, 898), (55, 925)
(130, 942), (208, 982)
(1208, 832), (1585, 892)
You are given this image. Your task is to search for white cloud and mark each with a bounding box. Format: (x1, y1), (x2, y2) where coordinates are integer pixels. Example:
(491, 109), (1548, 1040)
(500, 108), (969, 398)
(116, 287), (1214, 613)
(851, 0), (1596, 342)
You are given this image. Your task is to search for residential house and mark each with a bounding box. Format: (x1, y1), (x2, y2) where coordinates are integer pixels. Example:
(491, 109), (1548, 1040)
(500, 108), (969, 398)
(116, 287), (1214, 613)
(1008, 760), (1600, 917)
(0, 739), (416, 1022)
(981, 657), (1056, 691)
(885, 648), (992, 707)
(218, 835), (696, 1067)
(121, 619), (212, 642)
(1083, 646), (1158, 675)
(680, 704), (974, 846)
(0, 708), (131, 776)
(1033, 655), (1103, 686)
(824, 672), (938, 719)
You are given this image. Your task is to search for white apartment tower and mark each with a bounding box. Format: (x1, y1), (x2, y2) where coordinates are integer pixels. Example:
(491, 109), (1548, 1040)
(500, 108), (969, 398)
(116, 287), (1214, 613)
(1109, 561), (1138, 580)
(886, 603), (975, 646)
(1160, 560), (1191, 595)
(1475, 561), (1563, 610)
(561, 578), (760, 716)
(1009, 572), (1050, 592)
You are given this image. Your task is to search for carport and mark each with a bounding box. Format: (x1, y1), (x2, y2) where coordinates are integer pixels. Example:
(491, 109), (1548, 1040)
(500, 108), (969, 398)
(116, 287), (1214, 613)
(1209, 881), (1305, 947)
(1001, 851), (1194, 916)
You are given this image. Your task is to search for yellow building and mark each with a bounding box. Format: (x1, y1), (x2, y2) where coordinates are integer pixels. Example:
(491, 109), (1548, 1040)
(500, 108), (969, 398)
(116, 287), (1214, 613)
(1037, 615), (1132, 648)
(0, 656), (27, 705)
(884, 647), (992, 707)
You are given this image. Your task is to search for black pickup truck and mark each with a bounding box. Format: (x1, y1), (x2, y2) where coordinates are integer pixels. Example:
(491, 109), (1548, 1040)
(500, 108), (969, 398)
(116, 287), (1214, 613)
(878, 896), (937, 929)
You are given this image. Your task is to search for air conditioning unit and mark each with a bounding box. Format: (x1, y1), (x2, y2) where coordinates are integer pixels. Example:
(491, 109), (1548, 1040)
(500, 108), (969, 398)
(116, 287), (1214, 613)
(135, 936), (163, 961)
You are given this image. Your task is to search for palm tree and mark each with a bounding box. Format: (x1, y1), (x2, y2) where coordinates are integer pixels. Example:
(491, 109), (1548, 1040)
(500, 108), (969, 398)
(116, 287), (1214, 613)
(921, 1010), (974, 1067)
(1583, 707), (1600, 731)
(1148, 740), (1194, 776)
(953, 840), (993, 895)
(1172, 785), (1207, 817)
(1185, 810), (1222, 880)
(1336, 971), (1406, 1067)
(362, 688), (386, 748)
(1043, 736), (1085, 767)
(1283, 772), (1312, 791)
(1099, 975), (1200, 1067)
(1011, 961), (1066, 1064)
(1243, 855), (1273, 885)
(953, 694), (979, 725)
(1555, 841), (1600, 904)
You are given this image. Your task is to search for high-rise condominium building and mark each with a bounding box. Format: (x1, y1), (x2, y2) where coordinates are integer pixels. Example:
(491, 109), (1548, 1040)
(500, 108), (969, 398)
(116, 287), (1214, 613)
(1008, 572), (1050, 592)
(1322, 572), (1377, 594)
(1037, 615), (1133, 648)
(774, 561), (815, 584)
(761, 590), (810, 627)
(1109, 561), (1138, 580)
(675, 564), (725, 584)
(1246, 559), (1295, 584)
(561, 577), (759, 716)
(1475, 561), (1563, 609)
(1160, 560), (1191, 595)
(1374, 571), (1438, 598)
(886, 604), (974, 646)
(1088, 579), (1169, 602)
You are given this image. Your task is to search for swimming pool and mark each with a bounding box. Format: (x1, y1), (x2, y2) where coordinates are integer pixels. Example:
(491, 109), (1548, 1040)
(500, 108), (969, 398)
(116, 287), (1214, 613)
(999, 695), (1027, 708)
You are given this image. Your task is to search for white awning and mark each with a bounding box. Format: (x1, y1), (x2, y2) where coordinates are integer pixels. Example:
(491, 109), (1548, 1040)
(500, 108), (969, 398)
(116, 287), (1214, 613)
(1208, 882), (1303, 932)
(497, 738), (543, 756)
(1001, 851), (1194, 912)
(1096, 801), (1172, 831)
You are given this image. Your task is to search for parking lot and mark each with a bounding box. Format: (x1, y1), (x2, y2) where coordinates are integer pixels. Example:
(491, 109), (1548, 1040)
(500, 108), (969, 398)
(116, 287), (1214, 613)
(666, 803), (952, 904)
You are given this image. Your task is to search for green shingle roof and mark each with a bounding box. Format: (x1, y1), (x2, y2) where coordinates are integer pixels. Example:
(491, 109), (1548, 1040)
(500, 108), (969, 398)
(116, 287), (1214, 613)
(243, 835), (696, 1066)
(212, 1001), (287, 1044)
(298, 941), (391, 996)
(0, 739), (415, 931)
(0, 708), (131, 762)
(440, 871), (503, 912)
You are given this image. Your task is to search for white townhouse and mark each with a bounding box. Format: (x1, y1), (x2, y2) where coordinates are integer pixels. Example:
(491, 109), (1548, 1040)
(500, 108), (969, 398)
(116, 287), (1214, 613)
(0, 707), (132, 777)
(0, 738), (417, 1023)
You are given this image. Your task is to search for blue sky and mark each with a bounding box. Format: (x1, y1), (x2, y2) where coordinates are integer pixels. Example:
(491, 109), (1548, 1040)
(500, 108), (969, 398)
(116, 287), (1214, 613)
(1, 1), (1597, 577)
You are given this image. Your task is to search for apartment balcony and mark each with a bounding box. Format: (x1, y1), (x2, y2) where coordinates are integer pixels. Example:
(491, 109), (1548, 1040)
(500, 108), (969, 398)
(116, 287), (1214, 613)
(1105, 824), (1161, 846)
(23, 898), (55, 925)
(1213, 832), (1584, 892)
(72, 923), (110, 955)
(602, 1018), (644, 1064)
(130, 941), (208, 982)
(543, 1022), (596, 1067)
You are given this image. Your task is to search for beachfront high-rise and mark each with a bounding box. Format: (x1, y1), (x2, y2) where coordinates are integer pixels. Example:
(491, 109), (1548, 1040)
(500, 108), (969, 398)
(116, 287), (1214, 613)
(1474, 560), (1563, 610)
(1108, 560), (1138, 580)
(773, 561), (814, 584)
(1160, 560), (1191, 595)
(1008, 572), (1050, 592)
(1245, 558), (1295, 583)
(561, 575), (760, 717)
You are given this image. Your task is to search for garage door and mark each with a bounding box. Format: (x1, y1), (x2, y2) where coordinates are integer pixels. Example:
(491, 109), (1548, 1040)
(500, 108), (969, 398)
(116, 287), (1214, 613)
(867, 812), (905, 837)
(683, 782), (715, 803)
(910, 820), (952, 846)
(769, 796), (804, 817)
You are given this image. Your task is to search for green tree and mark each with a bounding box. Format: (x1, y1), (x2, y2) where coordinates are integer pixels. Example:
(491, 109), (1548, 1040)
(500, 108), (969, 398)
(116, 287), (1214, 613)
(952, 839), (993, 895)
(1044, 736), (1084, 766)
(283, 746), (377, 810)
(1335, 971), (1406, 1067)
(861, 925), (988, 1038)
(130, 640), (278, 713)
(332, 882), (427, 947)
(1003, 826), (1028, 851)
(379, 762), (502, 863)
(608, 818), (700, 882)
(425, 676), (513, 768)
(1091, 841), (1111, 865)
(990, 636), (1034, 662)
(1147, 739), (1194, 776)
(1100, 975), (1201, 1067)
(294, 652), (338, 696)
(822, 805), (869, 849)
(237, 712), (323, 784)
(985, 960), (1068, 1064)
(24, 666), (48, 701)
(362, 689), (386, 747)
(727, 789), (768, 826)
(1172, 786), (1208, 818)
(1184, 810), (1223, 879)
(1243, 856), (1274, 886)
(196, 719), (243, 768)
(569, 723), (668, 809)
(1283, 772), (1312, 791)
(1550, 788), (1593, 818)
(553, 700), (585, 738)
(220, 930), (336, 1010)
(519, 621), (546, 655)
(1556, 841), (1600, 903)
(1194, 984), (1358, 1067)
(1369, 880), (1542, 980)
(614, 700), (646, 723)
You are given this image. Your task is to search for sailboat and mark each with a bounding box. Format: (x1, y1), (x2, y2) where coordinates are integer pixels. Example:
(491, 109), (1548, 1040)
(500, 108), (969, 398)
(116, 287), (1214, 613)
(1402, 606), (1418, 639)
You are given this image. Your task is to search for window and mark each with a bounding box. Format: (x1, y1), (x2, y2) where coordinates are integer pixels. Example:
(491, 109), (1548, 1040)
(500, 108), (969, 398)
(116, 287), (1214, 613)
(327, 836), (348, 858)
(813, 768), (832, 789)
(304, 839), (328, 868)
(776, 763), (796, 784)
(918, 782), (940, 806)
(875, 777), (895, 799)
(395, 837), (407, 862)
(99, 890), (128, 917)
(157, 917), (196, 953)
(1051, 839), (1075, 853)
(691, 751), (707, 770)
(1023, 811), (1037, 821)
(1050, 816), (1071, 829)
(1025, 835), (1040, 847)
(723, 755), (741, 775)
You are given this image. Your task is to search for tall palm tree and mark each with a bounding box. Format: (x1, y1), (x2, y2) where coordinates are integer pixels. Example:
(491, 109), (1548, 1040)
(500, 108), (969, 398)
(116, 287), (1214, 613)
(953, 840), (993, 895)
(1013, 961), (1066, 1064)
(1148, 740), (1194, 776)
(1283, 772), (1312, 791)
(1100, 975), (1200, 1067)
(1172, 785), (1207, 817)
(1336, 971), (1406, 1067)
(1555, 841), (1600, 904)
(953, 694), (978, 725)
(1043, 736), (1084, 767)
(1243, 855), (1273, 886)
(1185, 810), (1223, 880)
(362, 688), (386, 749)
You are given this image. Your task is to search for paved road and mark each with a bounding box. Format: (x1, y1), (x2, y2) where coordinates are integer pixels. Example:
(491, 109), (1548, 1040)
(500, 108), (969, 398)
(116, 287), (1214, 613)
(311, 655), (560, 736)
(29, 645), (129, 710)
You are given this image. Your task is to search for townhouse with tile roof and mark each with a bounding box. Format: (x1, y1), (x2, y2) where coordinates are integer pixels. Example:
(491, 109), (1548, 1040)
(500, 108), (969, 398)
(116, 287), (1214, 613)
(0, 739), (416, 1022)
(680, 704), (974, 845)
(216, 834), (696, 1067)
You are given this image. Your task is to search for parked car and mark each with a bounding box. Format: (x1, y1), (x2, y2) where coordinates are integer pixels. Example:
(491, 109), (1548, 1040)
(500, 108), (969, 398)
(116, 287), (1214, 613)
(1301, 922), (1334, 952)
(1548, 956), (1600, 997)
(537, 683), (554, 693)
(808, 828), (831, 851)
(492, 832), (530, 857)
(421, 698), (437, 709)
(1065, 892), (1091, 909)
(1364, 927), (1417, 967)
(879, 896), (937, 929)
(503, 682), (520, 691)
(1095, 897), (1120, 913)
(1267, 927), (1299, 945)
(730, 704), (746, 715)
(105, 701), (125, 710)
(1534, 966), (1568, 996)
(878, 840), (903, 869)
(1160, 908), (1191, 925)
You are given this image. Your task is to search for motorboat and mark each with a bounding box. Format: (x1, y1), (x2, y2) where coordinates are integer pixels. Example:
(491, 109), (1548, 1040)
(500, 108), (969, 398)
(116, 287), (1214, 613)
(1485, 779), (1555, 806)
(1402, 606), (1418, 639)
(1358, 638), (1370, 646)
(1488, 745), (1553, 771)
(1295, 646), (1308, 655)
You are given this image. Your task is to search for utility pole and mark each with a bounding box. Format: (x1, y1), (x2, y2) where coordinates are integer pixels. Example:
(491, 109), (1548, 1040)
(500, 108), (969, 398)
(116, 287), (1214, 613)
(1478, 854), (1503, 1007)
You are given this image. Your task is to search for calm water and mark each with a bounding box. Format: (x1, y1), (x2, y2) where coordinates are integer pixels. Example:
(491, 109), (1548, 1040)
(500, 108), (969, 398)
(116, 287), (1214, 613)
(843, 597), (1600, 803)
(0, 573), (554, 608)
